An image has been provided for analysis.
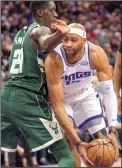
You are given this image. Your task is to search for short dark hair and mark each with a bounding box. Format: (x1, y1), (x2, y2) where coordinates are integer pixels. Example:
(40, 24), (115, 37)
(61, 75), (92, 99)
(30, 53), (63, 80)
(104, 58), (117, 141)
(30, 1), (49, 16)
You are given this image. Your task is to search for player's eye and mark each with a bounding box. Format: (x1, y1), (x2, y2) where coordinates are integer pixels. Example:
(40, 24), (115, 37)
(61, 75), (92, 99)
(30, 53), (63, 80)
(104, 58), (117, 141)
(51, 8), (55, 12)
(64, 39), (68, 42)
(71, 39), (77, 42)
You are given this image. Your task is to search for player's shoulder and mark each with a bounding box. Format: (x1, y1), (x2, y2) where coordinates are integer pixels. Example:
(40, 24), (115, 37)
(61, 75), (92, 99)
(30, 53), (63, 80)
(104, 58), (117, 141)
(89, 41), (108, 69)
(45, 44), (63, 66)
(89, 42), (104, 53)
(89, 42), (106, 62)
(45, 50), (63, 69)
(30, 24), (51, 37)
(27, 23), (40, 31)
(89, 42), (108, 70)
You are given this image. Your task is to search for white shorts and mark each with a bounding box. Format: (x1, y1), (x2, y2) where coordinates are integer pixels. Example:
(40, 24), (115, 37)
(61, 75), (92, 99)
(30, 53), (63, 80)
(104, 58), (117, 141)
(64, 92), (106, 135)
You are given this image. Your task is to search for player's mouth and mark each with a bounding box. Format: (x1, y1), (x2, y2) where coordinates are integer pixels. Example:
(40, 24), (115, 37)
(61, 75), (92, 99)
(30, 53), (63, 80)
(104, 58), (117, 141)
(65, 50), (74, 54)
(52, 18), (57, 23)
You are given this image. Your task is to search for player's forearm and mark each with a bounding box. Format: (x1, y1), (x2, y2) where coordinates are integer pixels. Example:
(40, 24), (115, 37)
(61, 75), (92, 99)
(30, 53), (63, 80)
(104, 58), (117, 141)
(98, 80), (117, 128)
(104, 93), (117, 127)
(53, 106), (81, 145)
(43, 31), (66, 52)
(114, 66), (121, 98)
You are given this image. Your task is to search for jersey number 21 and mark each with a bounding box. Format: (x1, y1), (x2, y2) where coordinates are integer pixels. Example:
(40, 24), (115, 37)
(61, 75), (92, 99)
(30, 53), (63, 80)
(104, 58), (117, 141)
(10, 48), (23, 74)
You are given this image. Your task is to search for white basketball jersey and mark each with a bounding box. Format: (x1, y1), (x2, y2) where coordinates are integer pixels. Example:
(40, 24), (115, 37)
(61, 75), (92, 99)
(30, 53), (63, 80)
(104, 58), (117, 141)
(53, 41), (95, 104)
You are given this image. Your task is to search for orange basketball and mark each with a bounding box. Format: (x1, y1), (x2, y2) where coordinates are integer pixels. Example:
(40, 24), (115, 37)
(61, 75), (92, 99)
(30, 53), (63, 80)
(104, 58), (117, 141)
(87, 139), (116, 167)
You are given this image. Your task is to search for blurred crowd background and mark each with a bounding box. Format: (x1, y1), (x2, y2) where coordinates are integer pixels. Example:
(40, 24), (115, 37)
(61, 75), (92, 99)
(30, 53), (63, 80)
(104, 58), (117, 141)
(1, 1), (121, 85)
(1, 1), (121, 167)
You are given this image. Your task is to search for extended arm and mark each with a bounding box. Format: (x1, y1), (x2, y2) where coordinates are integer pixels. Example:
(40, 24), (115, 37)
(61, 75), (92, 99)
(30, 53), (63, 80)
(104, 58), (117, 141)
(30, 20), (69, 52)
(91, 45), (119, 161)
(91, 45), (117, 132)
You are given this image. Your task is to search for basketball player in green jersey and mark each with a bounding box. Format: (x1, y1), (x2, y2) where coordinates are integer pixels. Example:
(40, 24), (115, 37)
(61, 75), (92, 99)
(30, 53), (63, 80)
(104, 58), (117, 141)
(1, 1), (93, 167)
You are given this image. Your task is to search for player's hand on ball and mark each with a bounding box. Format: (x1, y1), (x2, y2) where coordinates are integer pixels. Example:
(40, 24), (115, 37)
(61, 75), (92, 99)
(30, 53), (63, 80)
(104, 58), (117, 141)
(108, 132), (119, 162)
(77, 142), (94, 166)
(50, 19), (70, 35)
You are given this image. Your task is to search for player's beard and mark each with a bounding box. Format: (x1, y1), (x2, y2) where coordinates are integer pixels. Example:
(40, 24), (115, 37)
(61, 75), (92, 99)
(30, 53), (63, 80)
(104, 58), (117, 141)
(65, 50), (75, 58)
(66, 46), (83, 58)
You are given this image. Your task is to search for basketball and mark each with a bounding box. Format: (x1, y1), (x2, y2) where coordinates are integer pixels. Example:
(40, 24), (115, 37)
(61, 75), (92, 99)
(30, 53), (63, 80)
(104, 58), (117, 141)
(87, 139), (116, 167)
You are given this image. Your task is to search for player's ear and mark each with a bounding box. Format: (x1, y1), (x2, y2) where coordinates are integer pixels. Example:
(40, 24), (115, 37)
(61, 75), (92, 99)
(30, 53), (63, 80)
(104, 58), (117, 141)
(37, 9), (43, 17)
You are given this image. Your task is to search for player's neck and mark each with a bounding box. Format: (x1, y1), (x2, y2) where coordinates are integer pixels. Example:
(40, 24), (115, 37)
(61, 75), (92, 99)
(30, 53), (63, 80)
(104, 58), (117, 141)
(33, 18), (46, 27)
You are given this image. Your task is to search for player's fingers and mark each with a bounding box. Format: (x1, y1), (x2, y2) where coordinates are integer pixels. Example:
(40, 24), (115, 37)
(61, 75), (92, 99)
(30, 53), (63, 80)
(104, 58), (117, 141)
(55, 19), (63, 23)
(50, 25), (57, 30)
(113, 147), (119, 162)
(51, 23), (61, 29)
(110, 138), (116, 150)
(115, 151), (119, 162)
(51, 22), (58, 25)
(114, 146), (119, 162)
(55, 19), (66, 25)
(108, 139), (117, 157)
(108, 137), (119, 162)
(50, 23), (57, 27)
(80, 149), (93, 166)
(88, 143), (95, 147)
(87, 142), (96, 149)
(82, 153), (93, 166)
(108, 135), (115, 145)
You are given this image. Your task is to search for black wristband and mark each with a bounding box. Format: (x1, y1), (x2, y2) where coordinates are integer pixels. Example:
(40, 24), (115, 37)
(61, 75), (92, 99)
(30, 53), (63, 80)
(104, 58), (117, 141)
(76, 141), (82, 151)
(109, 130), (117, 136)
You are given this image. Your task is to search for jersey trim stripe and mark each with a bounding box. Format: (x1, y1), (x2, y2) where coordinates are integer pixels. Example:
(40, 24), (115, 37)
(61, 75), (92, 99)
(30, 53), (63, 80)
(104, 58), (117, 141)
(68, 115), (73, 120)
(87, 42), (94, 70)
(52, 50), (63, 61)
(1, 147), (16, 152)
(78, 93), (104, 130)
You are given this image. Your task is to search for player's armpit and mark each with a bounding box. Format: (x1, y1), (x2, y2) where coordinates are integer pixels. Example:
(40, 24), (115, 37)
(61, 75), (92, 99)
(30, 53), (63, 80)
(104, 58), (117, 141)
(91, 45), (112, 82)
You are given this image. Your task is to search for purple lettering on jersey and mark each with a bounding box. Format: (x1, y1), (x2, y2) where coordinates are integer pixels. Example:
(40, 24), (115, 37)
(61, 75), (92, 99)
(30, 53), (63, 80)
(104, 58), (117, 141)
(62, 71), (91, 85)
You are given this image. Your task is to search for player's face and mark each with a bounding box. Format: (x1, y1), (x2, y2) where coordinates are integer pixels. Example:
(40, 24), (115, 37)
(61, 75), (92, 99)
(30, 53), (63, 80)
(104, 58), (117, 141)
(63, 34), (85, 58)
(41, 1), (57, 27)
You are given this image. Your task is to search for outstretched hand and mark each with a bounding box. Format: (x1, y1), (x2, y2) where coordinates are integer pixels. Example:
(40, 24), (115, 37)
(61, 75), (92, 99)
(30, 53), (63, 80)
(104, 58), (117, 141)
(77, 142), (94, 166)
(50, 19), (70, 35)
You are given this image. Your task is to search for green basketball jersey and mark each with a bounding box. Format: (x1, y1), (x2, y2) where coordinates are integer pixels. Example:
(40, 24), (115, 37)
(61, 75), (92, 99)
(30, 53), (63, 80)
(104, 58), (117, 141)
(5, 23), (48, 98)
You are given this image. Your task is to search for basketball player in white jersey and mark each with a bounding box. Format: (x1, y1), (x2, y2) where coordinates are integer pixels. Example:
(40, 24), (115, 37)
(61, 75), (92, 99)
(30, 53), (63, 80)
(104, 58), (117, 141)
(44, 23), (119, 167)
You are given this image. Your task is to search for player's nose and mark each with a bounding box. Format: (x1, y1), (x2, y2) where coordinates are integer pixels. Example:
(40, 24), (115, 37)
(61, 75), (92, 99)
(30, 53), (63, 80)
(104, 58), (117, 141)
(66, 41), (72, 48)
(54, 11), (58, 18)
